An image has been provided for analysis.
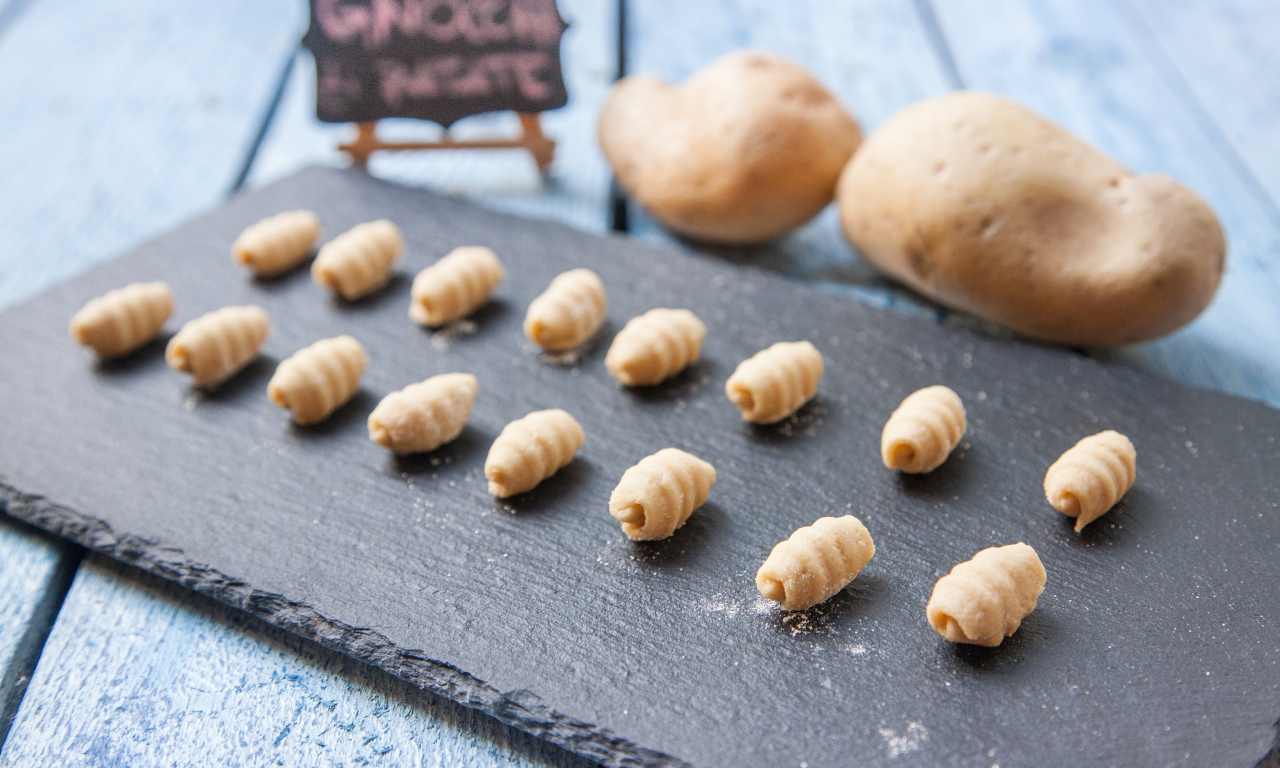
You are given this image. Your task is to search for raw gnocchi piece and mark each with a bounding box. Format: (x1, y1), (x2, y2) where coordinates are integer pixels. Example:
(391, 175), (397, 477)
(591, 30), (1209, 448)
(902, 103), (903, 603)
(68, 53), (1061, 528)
(605, 308), (706, 386)
(756, 515), (875, 611)
(410, 246), (505, 326)
(524, 268), (607, 351)
(232, 210), (320, 277)
(725, 340), (823, 423)
(485, 409), (584, 498)
(1044, 430), (1136, 532)
(368, 373), (478, 454)
(609, 448), (716, 540)
(267, 335), (367, 425)
(312, 219), (403, 300)
(880, 385), (967, 473)
(926, 543), (1046, 647)
(69, 281), (173, 358)
(165, 305), (269, 389)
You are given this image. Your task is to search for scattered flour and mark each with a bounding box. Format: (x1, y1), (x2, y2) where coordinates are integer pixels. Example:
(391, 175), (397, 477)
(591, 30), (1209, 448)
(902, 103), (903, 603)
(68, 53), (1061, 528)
(879, 721), (929, 758)
(430, 319), (477, 350)
(844, 643), (868, 656)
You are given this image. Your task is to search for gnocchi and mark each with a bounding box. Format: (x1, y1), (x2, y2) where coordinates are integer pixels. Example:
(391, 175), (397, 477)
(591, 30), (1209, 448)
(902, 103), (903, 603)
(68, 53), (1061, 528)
(725, 340), (823, 423)
(166, 305), (269, 389)
(69, 281), (173, 358)
(312, 219), (403, 300)
(1044, 430), (1136, 532)
(368, 373), (478, 454)
(524, 269), (607, 351)
(880, 385), (967, 473)
(605, 308), (706, 386)
(756, 515), (875, 611)
(267, 335), (368, 425)
(233, 210), (320, 277)
(410, 246), (505, 326)
(485, 409), (584, 498)
(926, 543), (1046, 647)
(609, 448), (716, 540)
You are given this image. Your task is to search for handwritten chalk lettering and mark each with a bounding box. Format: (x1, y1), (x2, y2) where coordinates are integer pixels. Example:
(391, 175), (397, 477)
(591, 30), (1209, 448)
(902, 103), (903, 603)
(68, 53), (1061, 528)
(314, 0), (563, 51)
(305, 0), (569, 125)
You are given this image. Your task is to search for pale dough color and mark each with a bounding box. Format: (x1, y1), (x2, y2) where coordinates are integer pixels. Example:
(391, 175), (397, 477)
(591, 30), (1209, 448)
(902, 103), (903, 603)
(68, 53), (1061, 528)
(368, 373), (478, 454)
(1043, 430), (1136, 532)
(69, 281), (173, 358)
(880, 385), (967, 473)
(485, 409), (584, 497)
(524, 268), (607, 351)
(410, 246), (505, 326)
(608, 448), (716, 540)
(267, 335), (367, 425)
(926, 543), (1046, 647)
(165, 305), (269, 389)
(725, 340), (823, 423)
(756, 515), (875, 611)
(312, 219), (403, 300)
(604, 308), (706, 386)
(232, 210), (321, 277)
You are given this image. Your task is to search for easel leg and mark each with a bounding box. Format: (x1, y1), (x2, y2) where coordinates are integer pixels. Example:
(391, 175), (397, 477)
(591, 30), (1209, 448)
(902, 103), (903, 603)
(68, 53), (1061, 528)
(518, 113), (556, 174)
(343, 122), (380, 169)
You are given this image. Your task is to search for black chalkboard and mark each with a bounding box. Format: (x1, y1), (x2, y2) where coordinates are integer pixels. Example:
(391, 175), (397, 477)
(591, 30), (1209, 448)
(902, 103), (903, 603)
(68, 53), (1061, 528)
(303, 0), (569, 126)
(1, 168), (1278, 767)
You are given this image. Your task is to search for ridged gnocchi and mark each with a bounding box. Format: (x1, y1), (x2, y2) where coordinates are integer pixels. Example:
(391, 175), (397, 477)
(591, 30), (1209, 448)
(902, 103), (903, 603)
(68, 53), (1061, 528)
(881, 385), (967, 473)
(232, 210), (321, 277)
(312, 219), (403, 300)
(756, 515), (875, 611)
(926, 543), (1046, 647)
(609, 448), (716, 540)
(166, 305), (270, 389)
(69, 281), (173, 358)
(410, 246), (505, 326)
(485, 409), (584, 498)
(524, 268), (607, 351)
(725, 340), (823, 423)
(368, 373), (478, 454)
(267, 335), (368, 425)
(1044, 430), (1137, 532)
(605, 308), (706, 386)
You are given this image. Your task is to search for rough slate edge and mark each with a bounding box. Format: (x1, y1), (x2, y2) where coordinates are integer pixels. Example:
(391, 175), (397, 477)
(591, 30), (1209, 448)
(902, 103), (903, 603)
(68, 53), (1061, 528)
(3, 167), (1278, 768)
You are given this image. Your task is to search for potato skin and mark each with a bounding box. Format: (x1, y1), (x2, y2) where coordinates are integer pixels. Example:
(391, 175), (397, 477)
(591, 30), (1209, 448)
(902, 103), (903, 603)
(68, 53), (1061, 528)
(837, 92), (1225, 347)
(599, 50), (861, 244)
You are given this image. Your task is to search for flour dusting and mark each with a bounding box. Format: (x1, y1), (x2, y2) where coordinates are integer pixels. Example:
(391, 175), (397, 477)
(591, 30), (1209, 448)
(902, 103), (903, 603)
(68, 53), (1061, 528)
(879, 721), (928, 758)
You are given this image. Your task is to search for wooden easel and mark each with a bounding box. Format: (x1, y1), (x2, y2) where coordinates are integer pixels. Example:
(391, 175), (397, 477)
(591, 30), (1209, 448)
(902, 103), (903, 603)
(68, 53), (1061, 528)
(338, 113), (555, 173)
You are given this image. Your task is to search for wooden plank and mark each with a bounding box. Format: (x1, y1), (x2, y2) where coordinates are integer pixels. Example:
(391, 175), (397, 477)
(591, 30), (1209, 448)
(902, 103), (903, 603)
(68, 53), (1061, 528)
(0, 556), (590, 767)
(2, 166), (1278, 767)
(0, 0), (301, 744)
(1128, 0), (1280, 208)
(929, 0), (1280, 404)
(249, 0), (617, 233)
(3, 2), (614, 765)
(621, 0), (956, 316)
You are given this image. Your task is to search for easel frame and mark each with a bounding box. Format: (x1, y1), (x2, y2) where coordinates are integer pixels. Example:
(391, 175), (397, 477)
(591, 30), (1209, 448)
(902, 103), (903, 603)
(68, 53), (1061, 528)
(338, 113), (556, 173)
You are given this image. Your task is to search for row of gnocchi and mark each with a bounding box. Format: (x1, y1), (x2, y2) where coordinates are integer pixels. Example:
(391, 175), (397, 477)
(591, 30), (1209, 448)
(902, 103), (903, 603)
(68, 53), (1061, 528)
(69, 211), (1138, 649)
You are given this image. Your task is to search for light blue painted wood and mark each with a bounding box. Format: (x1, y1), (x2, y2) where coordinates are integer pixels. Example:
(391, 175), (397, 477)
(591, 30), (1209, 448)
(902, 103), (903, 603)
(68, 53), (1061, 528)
(250, 0), (617, 233)
(622, 0), (958, 316)
(930, 0), (1280, 404)
(1128, 0), (1280, 208)
(4, 2), (611, 765)
(0, 557), (591, 768)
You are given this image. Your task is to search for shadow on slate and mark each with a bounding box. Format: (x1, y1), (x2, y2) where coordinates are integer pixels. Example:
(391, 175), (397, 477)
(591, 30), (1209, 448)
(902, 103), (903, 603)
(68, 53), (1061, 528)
(1, 167), (1277, 768)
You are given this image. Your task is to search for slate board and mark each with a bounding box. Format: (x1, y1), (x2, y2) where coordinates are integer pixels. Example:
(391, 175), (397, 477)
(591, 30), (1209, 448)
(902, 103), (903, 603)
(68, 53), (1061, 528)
(1, 167), (1277, 768)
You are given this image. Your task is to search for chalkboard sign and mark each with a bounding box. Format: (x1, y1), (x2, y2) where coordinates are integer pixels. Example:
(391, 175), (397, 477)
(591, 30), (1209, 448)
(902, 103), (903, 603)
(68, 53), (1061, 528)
(303, 0), (569, 170)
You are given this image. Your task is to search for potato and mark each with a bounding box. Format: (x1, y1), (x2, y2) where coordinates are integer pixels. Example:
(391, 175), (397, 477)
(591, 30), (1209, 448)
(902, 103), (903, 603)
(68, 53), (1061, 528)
(837, 92), (1225, 347)
(598, 51), (862, 244)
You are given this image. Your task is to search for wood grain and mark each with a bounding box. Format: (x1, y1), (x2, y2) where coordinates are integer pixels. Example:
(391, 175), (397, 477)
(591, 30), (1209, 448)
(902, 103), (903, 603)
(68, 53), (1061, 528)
(1, 166), (1277, 767)
(931, 0), (1280, 404)
(0, 0), (302, 738)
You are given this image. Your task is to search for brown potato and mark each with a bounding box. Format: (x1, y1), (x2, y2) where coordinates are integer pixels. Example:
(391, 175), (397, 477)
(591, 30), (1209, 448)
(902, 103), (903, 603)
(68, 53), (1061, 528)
(598, 50), (862, 244)
(837, 92), (1225, 347)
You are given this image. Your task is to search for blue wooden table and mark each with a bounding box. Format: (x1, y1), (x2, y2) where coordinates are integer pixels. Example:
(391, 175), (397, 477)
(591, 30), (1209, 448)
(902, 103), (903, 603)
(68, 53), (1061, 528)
(1, 1), (1277, 765)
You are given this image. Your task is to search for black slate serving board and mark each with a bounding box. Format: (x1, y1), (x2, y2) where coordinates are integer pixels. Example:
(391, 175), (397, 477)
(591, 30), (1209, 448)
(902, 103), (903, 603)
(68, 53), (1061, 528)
(2, 167), (1277, 767)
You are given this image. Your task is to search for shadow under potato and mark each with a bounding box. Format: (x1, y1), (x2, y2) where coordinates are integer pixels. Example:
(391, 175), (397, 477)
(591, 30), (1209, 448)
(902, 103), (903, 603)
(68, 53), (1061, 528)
(945, 607), (1059, 673)
(287, 389), (378, 439)
(388, 425), (489, 477)
(495, 459), (595, 516)
(93, 333), (172, 377)
(622, 360), (713, 405)
(248, 255), (316, 292)
(762, 573), (891, 634)
(327, 272), (408, 313)
(624, 501), (728, 569)
(186, 355), (277, 405)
